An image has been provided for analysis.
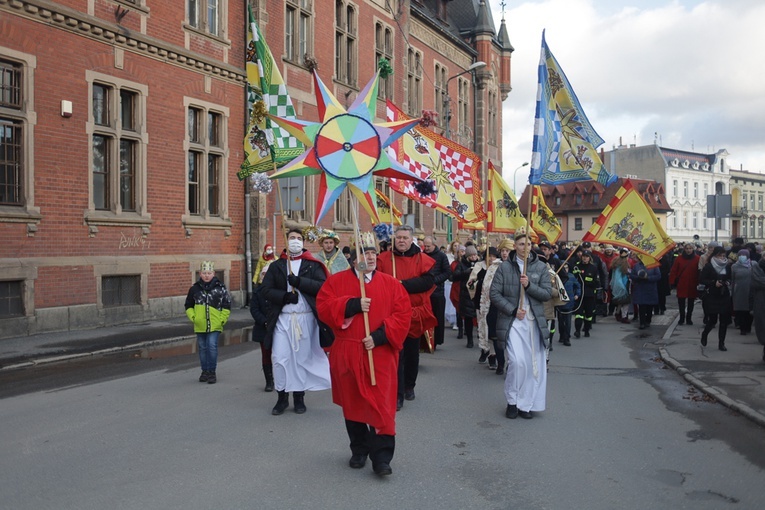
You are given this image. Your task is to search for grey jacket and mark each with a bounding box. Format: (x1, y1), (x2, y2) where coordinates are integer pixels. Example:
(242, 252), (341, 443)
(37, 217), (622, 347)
(490, 250), (553, 348)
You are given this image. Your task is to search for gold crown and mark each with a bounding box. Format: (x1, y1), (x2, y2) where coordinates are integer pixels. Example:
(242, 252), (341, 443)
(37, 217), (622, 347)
(200, 260), (214, 272)
(351, 232), (377, 252)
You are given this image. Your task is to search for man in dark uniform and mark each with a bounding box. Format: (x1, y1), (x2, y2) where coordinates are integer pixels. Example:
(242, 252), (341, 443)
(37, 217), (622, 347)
(422, 236), (451, 347)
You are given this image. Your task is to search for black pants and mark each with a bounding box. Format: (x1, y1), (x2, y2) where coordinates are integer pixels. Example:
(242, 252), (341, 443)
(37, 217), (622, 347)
(677, 297), (695, 323)
(558, 309), (571, 342)
(345, 420), (395, 465)
(736, 310), (753, 334)
(638, 304), (654, 326)
(575, 296), (596, 333)
(398, 336), (420, 396)
(463, 316), (474, 342)
(430, 293), (446, 345)
(702, 313), (729, 344)
(492, 338), (505, 370)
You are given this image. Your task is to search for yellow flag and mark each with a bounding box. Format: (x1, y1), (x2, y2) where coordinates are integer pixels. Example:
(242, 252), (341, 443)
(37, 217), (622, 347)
(372, 189), (402, 226)
(583, 179), (674, 268)
(530, 186), (562, 243)
(487, 161), (527, 234)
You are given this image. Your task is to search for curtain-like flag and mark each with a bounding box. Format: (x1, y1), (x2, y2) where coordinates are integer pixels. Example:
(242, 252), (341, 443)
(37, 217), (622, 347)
(238, 8), (304, 180)
(530, 185), (562, 243)
(487, 161), (527, 234)
(582, 179), (674, 267)
(529, 31), (616, 187)
(372, 189), (402, 225)
(386, 101), (486, 223)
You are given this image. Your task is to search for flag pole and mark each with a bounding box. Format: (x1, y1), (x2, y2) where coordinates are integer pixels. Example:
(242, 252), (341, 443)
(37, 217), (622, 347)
(273, 164), (296, 280)
(388, 184), (397, 278)
(350, 195), (377, 386)
(518, 184), (533, 310)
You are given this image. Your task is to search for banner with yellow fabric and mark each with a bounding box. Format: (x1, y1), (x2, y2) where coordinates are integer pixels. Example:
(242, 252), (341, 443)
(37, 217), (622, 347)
(372, 189), (402, 225)
(582, 179), (674, 267)
(487, 161), (527, 234)
(530, 185), (562, 243)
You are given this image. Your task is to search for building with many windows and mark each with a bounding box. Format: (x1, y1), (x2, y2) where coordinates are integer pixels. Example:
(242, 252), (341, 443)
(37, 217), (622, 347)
(0, 0), (511, 338)
(729, 168), (765, 242)
(603, 143), (731, 244)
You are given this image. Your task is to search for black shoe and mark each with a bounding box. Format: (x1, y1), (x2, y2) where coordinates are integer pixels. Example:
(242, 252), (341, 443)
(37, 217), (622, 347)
(206, 372), (217, 384)
(487, 355), (497, 370)
(719, 344), (728, 352)
(574, 331), (580, 338)
(701, 332), (708, 347)
(404, 388), (415, 401)
(563, 340), (571, 346)
(263, 366), (274, 392)
(505, 404), (518, 419)
(466, 339), (474, 348)
(272, 391), (290, 415)
(687, 320), (693, 326)
(293, 392), (306, 414)
(349, 454), (367, 469)
(678, 319), (685, 325)
(478, 349), (490, 363)
(457, 328), (464, 339)
(496, 366), (504, 375)
(396, 396), (403, 411)
(583, 331), (590, 337)
(373, 462), (393, 476)
(198, 370), (209, 383)
(518, 410), (533, 419)
(639, 324), (647, 330)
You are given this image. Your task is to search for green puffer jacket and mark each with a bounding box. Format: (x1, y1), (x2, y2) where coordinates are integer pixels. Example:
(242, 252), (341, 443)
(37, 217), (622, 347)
(184, 277), (232, 333)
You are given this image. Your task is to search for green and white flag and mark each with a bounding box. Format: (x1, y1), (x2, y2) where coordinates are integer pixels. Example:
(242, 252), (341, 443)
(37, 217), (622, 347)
(239, 7), (304, 180)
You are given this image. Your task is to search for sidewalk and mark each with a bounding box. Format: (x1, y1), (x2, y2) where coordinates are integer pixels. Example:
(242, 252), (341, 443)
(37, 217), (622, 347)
(1, 303), (764, 428)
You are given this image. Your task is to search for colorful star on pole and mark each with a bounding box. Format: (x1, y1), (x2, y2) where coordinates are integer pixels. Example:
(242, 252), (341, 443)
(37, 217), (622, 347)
(268, 70), (423, 222)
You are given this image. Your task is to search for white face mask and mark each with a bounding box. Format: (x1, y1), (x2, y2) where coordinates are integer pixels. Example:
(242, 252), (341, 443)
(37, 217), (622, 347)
(265, 249), (273, 255)
(739, 255), (748, 263)
(288, 239), (303, 253)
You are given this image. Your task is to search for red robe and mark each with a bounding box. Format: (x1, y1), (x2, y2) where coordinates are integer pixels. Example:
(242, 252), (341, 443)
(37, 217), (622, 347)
(376, 250), (437, 338)
(317, 269), (411, 435)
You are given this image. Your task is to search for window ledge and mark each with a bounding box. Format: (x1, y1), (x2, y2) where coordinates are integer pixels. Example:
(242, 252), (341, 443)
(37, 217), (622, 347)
(84, 210), (153, 227)
(0, 206), (42, 224)
(182, 215), (233, 237)
(182, 23), (231, 47)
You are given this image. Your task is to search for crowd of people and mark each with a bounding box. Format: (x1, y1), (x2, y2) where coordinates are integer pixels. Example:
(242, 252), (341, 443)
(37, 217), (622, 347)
(227, 230), (765, 477)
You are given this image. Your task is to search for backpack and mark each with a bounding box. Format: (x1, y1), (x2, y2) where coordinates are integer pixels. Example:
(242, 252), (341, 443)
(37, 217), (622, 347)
(548, 264), (570, 307)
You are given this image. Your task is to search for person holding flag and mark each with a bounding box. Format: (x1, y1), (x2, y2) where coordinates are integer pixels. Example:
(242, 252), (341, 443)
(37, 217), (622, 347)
(317, 233), (411, 477)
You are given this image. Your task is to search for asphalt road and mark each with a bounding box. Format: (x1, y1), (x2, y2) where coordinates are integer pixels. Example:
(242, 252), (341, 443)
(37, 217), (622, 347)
(1, 322), (764, 510)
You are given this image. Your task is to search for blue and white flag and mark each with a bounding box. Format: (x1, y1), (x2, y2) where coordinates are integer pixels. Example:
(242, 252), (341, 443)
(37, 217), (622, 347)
(529, 31), (616, 186)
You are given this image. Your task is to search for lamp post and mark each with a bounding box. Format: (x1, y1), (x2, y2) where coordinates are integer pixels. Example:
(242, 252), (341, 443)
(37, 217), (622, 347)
(513, 162), (530, 196)
(443, 61), (486, 139)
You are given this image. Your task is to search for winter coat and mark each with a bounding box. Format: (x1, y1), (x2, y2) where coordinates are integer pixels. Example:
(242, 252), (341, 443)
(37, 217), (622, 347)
(749, 260), (765, 346)
(184, 277), (231, 333)
(425, 248), (452, 298)
(261, 253), (327, 350)
(572, 260), (600, 298)
(731, 261), (753, 312)
(629, 262), (660, 306)
(699, 261), (732, 316)
(452, 256), (478, 318)
(249, 284), (270, 343)
(669, 253), (700, 299)
(490, 250), (552, 349)
(559, 269), (581, 312)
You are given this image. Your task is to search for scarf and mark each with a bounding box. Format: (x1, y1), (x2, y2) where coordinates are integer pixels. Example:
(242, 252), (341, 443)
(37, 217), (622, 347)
(710, 256), (728, 275)
(280, 249), (329, 278)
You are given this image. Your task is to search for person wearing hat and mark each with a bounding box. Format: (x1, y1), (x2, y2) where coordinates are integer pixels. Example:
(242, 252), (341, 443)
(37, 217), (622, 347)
(185, 261), (231, 384)
(315, 229), (350, 275)
(254, 244), (276, 285)
(572, 250), (601, 337)
(376, 225), (437, 410)
(317, 233), (412, 477)
(262, 228), (331, 415)
(490, 228), (553, 420)
(699, 246), (732, 350)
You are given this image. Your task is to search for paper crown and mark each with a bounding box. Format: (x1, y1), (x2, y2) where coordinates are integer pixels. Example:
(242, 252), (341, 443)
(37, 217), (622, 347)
(351, 232), (378, 252)
(302, 225), (324, 244)
(200, 260), (214, 272)
(317, 229), (340, 244)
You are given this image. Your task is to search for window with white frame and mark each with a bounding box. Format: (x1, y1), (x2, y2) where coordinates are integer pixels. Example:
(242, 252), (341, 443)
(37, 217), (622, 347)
(683, 181), (688, 198)
(693, 182), (698, 199)
(184, 100), (229, 225)
(759, 218), (764, 238)
(375, 22), (393, 100)
(406, 49), (422, 117)
(335, 1), (357, 87)
(743, 219), (748, 237)
(692, 211), (698, 229)
(286, 0), (313, 64)
(751, 193), (756, 211)
(703, 182), (709, 198)
(574, 217), (582, 231)
(672, 213), (677, 228)
(406, 198), (421, 230)
(703, 216), (707, 229)
(672, 180), (677, 197)
(187, 0), (226, 38)
(683, 211), (688, 228)
(743, 193), (748, 211)
(86, 73), (149, 227)
(759, 193), (763, 211)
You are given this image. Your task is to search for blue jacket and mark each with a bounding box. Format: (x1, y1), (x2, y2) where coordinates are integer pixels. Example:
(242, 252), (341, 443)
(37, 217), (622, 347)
(629, 262), (660, 306)
(559, 270), (581, 312)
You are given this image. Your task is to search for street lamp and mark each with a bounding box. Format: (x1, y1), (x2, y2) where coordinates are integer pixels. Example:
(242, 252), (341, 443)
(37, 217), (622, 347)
(513, 162), (530, 196)
(443, 61), (486, 139)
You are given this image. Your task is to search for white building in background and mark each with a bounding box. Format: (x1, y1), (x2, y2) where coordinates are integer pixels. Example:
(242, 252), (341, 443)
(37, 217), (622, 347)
(729, 169), (765, 242)
(603, 144), (731, 244)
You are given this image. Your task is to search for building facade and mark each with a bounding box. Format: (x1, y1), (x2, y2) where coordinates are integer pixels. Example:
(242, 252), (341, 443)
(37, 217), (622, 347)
(729, 169), (765, 242)
(603, 144), (731, 244)
(0, 0), (511, 338)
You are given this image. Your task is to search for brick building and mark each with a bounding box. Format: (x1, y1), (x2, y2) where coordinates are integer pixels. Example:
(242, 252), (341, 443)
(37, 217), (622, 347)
(0, 0), (511, 338)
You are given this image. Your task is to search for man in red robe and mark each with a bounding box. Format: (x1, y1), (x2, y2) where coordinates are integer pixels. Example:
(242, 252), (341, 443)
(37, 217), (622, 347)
(317, 237), (411, 476)
(376, 225), (436, 411)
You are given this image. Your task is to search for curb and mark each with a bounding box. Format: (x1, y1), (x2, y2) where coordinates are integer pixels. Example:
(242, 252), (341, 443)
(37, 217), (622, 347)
(659, 315), (765, 428)
(0, 334), (197, 372)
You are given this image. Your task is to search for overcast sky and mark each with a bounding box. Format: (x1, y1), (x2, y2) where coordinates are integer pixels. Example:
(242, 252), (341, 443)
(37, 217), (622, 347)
(487, 0), (765, 185)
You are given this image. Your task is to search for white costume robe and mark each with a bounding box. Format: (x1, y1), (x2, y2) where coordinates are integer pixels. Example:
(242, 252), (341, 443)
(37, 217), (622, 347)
(504, 257), (547, 412)
(271, 259), (331, 392)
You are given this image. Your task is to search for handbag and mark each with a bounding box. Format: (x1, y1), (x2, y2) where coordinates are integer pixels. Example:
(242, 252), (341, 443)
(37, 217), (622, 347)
(318, 320), (335, 348)
(548, 265), (570, 307)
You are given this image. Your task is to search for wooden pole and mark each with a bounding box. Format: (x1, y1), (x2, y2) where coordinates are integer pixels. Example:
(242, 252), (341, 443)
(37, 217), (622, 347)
(388, 185), (397, 278)
(274, 165), (295, 279)
(518, 185), (534, 310)
(351, 197), (376, 386)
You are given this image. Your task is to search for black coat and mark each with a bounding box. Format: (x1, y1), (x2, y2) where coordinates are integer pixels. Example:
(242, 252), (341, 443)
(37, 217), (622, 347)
(425, 248), (452, 297)
(249, 284), (270, 344)
(451, 256), (477, 318)
(261, 253), (327, 349)
(700, 262), (732, 316)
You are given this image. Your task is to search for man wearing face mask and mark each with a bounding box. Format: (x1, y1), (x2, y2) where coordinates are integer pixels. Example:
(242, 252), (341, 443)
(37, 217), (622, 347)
(376, 225), (437, 411)
(262, 228), (331, 415)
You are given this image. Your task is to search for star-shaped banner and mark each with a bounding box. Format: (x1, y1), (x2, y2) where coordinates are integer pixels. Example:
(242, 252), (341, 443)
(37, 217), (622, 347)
(268, 70), (423, 222)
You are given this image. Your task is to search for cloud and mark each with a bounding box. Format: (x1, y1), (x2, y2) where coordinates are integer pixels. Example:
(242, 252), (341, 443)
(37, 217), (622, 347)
(491, 0), (765, 177)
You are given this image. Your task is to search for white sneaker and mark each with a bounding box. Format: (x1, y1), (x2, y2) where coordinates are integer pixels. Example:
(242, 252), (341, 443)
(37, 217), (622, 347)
(452, 325), (458, 330)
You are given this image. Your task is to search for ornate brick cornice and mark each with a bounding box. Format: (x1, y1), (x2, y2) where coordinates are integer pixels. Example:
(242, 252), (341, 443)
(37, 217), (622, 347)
(0, 0), (245, 85)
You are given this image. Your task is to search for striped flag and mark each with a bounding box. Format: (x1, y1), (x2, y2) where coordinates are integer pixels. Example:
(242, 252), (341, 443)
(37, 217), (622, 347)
(530, 185), (562, 243)
(238, 7), (304, 180)
(529, 31), (616, 187)
(582, 179), (674, 267)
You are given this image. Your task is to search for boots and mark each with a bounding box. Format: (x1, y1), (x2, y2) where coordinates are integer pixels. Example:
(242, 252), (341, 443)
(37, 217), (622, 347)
(293, 391), (306, 414)
(466, 333), (474, 348)
(718, 339), (727, 352)
(701, 328), (709, 347)
(263, 364), (274, 392)
(457, 326), (464, 339)
(272, 390), (289, 415)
